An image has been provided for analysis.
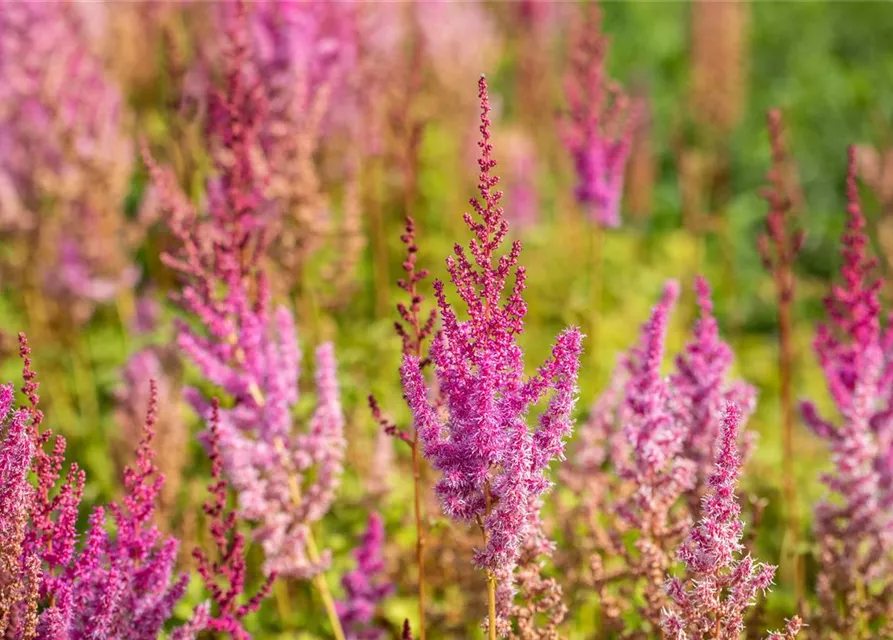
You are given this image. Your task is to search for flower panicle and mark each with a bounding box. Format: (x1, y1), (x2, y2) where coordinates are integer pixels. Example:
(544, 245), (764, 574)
(400, 77), (583, 606)
(560, 3), (635, 227)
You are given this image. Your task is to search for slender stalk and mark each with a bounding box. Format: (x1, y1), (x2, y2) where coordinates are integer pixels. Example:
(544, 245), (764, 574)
(306, 530), (347, 640)
(411, 436), (427, 640)
(483, 482), (497, 640)
(758, 109), (805, 609)
(278, 441), (347, 640)
(589, 222), (604, 379)
(487, 570), (498, 640)
(777, 271), (804, 607)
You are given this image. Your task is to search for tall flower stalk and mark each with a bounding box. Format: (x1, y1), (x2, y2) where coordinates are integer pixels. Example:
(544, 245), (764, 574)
(368, 216), (436, 640)
(560, 3), (633, 376)
(661, 403), (800, 640)
(757, 109), (806, 604)
(147, 7), (346, 638)
(799, 147), (893, 637)
(401, 75), (583, 639)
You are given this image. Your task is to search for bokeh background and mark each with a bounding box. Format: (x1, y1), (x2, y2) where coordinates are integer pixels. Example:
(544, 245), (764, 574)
(2, 1), (893, 637)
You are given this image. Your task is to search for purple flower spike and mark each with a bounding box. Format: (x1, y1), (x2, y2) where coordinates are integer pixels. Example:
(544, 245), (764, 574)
(799, 147), (893, 633)
(561, 4), (634, 228)
(662, 404), (791, 640)
(336, 512), (394, 640)
(150, 4), (346, 581)
(400, 75), (583, 614)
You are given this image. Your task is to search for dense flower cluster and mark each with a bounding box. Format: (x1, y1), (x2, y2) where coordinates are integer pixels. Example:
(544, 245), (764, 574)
(149, 7), (345, 580)
(560, 3), (634, 228)
(661, 403), (788, 640)
(1, 336), (186, 638)
(800, 147), (893, 634)
(401, 76), (582, 616)
(336, 512), (394, 640)
(174, 400), (276, 640)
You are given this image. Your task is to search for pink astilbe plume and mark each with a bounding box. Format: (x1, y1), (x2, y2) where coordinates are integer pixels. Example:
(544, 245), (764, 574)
(400, 75), (583, 621)
(578, 277), (757, 635)
(799, 147), (893, 634)
(3, 336), (186, 638)
(149, 5), (345, 580)
(560, 3), (635, 228)
(336, 512), (394, 640)
(671, 276), (757, 498)
(661, 404), (794, 640)
(174, 400), (276, 640)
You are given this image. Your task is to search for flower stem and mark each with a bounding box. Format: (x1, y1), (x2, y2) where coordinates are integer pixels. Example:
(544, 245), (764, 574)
(487, 570), (498, 640)
(306, 530), (347, 640)
(589, 222), (604, 379)
(411, 436), (427, 640)
(777, 277), (804, 607)
(483, 482), (497, 640)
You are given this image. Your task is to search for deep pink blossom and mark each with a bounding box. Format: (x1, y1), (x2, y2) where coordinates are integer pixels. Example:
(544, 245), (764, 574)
(799, 147), (893, 628)
(336, 513), (394, 640)
(662, 404), (785, 640)
(150, 6), (345, 580)
(400, 76), (582, 596)
(560, 4), (634, 228)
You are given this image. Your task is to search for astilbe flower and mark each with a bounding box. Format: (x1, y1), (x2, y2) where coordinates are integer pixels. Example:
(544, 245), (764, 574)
(173, 400), (276, 640)
(560, 3), (634, 228)
(212, 0), (366, 306)
(581, 278), (756, 636)
(149, 7), (345, 580)
(0, 1), (138, 323)
(799, 147), (893, 636)
(400, 76), (583, 627)
(114, 348), (185, 527)
(4, 335), (186, 638)
(661, 404), (794, 640)
(671, 276), (756, 502)
(336, 512), (394, 640)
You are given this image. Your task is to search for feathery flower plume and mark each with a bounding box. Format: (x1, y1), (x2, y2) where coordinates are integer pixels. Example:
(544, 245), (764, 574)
(661, 404), (791, 640)
(148, 3), (346, 582)
(400, 76), (583, 636)
(4, 336), (186, 637)
(671, 276), (756, 498)
(799, 147), (893, 635)
(336, 512), (394, 640)
(0, 1), (137, 324)
(115, 348), (185, 525)
(560, 3), (634, 228)
(580, 278), (756, 635)
(174, 400), (276, 640)
(0, 382), (36, 636)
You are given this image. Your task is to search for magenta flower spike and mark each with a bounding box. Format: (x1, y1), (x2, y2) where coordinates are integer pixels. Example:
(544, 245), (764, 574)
(616, 281), (697, 526)
(561, 4), (634, 228)
(662, 404), (789, 640)
(174, 400), (276, 640)
(799, 147), (893, 630)
(671, 277), (757, 492)
(400, 75), (583, 607)
(150, 4), (346, 581)
(336, 512), (394, 640)
(2, 336), (186, 638)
